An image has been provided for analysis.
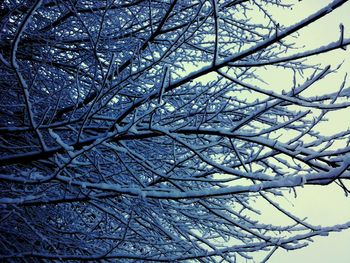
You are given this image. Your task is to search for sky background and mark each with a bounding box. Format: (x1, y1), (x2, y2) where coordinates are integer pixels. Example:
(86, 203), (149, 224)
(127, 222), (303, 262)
(189, 1), (350, 261)
(265, 1), (350, 262)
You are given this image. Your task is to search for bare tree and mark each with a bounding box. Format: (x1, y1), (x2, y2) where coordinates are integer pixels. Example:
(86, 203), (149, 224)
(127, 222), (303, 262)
(1, 0), (350, 261)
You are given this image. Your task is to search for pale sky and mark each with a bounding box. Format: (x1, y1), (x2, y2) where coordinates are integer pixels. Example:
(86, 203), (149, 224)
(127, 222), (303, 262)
(265, 1), (350, 262)
(180, 1), (350, 261)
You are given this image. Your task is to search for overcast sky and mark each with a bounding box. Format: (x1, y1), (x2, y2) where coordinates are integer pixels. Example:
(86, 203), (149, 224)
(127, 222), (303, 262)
(179, 1), (350, 261)
(266, 1), (350, 262)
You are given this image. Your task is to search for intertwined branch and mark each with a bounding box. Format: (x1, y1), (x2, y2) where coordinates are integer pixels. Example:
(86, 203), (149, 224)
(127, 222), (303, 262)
(1, 0), (350, 261)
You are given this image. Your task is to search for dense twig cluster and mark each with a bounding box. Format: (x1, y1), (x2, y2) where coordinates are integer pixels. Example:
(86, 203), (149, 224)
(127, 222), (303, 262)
(1, 0), (350, 261)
